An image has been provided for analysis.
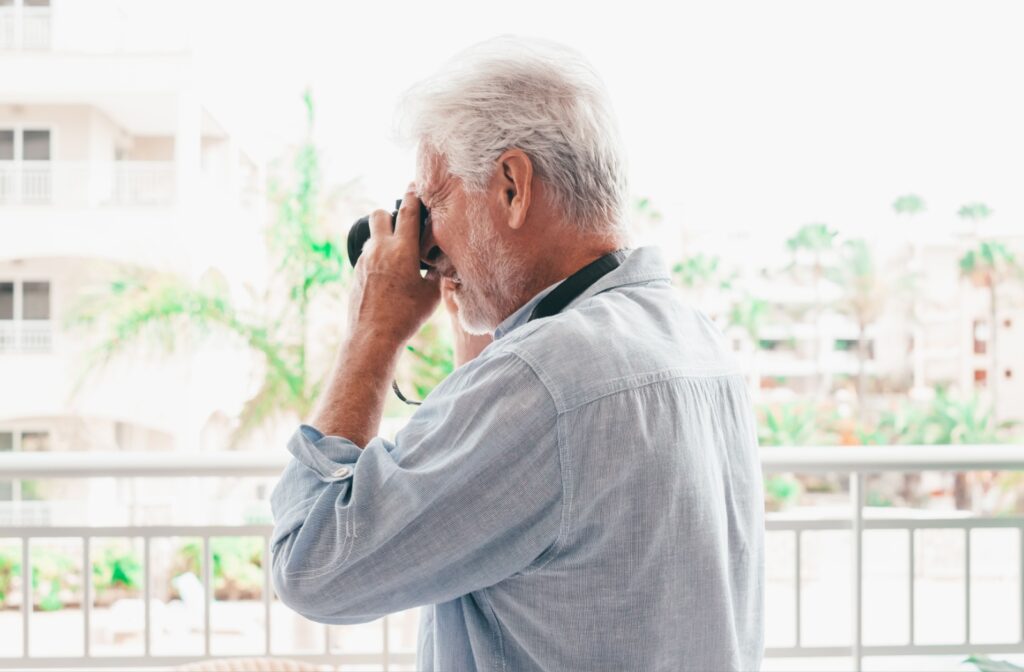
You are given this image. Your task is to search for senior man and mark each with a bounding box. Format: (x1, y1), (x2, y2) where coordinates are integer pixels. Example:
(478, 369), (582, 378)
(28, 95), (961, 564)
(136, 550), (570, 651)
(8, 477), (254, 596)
(270, 36), (764, 671)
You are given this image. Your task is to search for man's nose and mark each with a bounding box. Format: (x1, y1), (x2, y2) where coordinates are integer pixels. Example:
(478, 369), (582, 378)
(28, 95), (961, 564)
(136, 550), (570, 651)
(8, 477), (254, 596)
(420, 222), (443, 268)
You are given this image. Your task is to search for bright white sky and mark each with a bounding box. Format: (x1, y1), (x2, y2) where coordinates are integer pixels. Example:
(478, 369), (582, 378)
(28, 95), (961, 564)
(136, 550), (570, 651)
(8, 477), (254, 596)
(176, 0), (1024, 250)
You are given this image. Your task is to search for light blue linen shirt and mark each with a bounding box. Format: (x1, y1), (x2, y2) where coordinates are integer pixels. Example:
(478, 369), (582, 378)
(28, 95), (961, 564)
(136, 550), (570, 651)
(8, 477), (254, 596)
(270, 245), (765, 671)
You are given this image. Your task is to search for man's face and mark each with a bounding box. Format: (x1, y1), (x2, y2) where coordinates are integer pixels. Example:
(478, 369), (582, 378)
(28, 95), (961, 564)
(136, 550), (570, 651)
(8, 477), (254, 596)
(417, 154), (528, 335)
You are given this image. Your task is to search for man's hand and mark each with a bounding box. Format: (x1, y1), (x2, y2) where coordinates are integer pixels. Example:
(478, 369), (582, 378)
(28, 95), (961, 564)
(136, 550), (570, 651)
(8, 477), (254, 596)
(308, 184), (440, 447)
(442, 278), (494, 367)
(347, 183), (441, 347)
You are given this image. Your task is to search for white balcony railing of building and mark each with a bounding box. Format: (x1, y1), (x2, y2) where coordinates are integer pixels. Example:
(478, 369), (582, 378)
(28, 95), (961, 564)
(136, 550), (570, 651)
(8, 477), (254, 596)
(1, 446), (1023, 670)
(0, 161), (176, 208)
(0, 320), (52, 353)
(0, 4), (51, 50)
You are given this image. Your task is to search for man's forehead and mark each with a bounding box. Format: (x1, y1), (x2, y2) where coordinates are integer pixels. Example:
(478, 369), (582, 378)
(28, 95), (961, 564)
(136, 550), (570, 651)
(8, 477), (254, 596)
(415, 151), (447, 202)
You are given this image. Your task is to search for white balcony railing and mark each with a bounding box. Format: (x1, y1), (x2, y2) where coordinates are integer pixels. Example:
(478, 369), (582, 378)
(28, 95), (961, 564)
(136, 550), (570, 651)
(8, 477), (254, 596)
(0, 161), (176, 208)
(0, 5), (50, 50)
(0, 320), (52, 353)
(1, 446), (1023, 670)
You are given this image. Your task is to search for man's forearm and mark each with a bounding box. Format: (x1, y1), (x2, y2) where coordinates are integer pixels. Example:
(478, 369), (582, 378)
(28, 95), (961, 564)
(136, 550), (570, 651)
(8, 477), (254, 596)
(309, 330), (401, 449)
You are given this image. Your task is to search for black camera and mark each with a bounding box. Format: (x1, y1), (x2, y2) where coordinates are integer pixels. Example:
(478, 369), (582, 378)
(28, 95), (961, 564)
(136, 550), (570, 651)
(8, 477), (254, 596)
(347, 198), (430, 270)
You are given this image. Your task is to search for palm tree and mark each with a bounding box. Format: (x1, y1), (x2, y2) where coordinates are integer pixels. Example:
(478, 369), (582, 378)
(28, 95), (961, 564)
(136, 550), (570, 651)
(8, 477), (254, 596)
(829, 239), (913, 419)
(785, 223), (839, 399)
(69, 91), (355, 445)
(957, 202), (994, 237)
(892, 194), (925, 216)
(892, 194), (927, 390)
(958, 238), (1022, 419)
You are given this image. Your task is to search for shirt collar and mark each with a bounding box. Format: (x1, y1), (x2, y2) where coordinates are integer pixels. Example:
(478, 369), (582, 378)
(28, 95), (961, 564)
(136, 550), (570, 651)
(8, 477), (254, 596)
(493, 245), (671, 340)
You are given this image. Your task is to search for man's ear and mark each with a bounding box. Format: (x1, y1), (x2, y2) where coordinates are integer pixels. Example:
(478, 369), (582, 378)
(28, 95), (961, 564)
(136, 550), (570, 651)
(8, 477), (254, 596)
(496, 149), (532, 231)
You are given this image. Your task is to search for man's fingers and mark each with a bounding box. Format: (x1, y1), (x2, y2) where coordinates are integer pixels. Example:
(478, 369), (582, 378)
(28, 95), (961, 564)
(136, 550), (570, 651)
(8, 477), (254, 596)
(368, 209), (392, 241)
(395, 183), (422, 243)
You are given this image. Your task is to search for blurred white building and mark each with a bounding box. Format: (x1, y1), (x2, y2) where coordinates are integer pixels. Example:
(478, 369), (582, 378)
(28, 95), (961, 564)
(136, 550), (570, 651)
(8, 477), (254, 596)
(0, 0), (267, 519)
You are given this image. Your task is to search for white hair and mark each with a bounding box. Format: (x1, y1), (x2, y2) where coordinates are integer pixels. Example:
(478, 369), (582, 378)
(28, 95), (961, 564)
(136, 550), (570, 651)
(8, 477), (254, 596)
(395, 35), (630, 239)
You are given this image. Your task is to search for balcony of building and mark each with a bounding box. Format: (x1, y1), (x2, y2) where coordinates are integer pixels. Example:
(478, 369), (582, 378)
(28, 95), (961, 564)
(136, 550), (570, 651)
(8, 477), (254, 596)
(0, 102), (263, 267)
(0, 0), (51, 51)
(0, 159), (175, 207)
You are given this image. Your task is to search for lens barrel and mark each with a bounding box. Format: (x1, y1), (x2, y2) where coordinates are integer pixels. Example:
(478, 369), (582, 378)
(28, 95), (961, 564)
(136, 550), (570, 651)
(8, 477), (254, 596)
(347, 198), (430, 270)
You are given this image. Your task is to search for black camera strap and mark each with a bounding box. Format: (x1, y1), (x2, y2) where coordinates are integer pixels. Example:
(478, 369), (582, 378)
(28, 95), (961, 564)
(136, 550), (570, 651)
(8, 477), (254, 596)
(393, 248), (630, 406)
(527, 248), (630, 323)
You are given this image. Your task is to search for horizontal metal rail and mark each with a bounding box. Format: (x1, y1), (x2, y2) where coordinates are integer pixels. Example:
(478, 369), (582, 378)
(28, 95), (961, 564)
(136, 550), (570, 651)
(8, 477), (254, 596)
(1, 445), (1022, 670)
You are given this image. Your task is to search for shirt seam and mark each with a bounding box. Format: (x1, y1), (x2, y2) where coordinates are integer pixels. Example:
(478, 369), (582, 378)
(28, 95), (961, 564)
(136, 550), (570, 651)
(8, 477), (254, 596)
(477, 587), (507, 672)
(506, 351), (572, 577)
(561, 370), (747, 415)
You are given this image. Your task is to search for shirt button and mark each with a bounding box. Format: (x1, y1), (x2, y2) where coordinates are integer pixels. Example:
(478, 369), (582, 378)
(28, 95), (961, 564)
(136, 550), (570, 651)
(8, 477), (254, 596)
(332, 466), (352, 479)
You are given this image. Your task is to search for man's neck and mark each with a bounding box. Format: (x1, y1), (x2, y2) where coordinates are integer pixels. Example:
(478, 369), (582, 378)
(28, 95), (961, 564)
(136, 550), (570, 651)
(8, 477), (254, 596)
(515, 240), (626, 312)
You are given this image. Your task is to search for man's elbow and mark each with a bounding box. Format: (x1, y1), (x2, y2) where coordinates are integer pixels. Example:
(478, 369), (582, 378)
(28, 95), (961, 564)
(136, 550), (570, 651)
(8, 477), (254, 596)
(270, 546), (377, 625)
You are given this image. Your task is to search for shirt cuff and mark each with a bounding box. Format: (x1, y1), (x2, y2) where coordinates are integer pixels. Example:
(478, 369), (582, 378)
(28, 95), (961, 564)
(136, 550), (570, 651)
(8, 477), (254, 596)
(287, 424), (362, 482)
(269, 424), (361, 552)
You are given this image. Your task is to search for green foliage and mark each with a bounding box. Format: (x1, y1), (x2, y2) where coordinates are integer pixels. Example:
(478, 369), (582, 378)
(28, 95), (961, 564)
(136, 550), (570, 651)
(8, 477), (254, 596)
(758, 404), (821, 447)
(858, 388), (1017, 446)
(632, 196), (663, 223)
(176, 537), (264, 598)
(958, 202), (993, 220)
(0, 545), (20, 606)
(965, 655), (1024, 672)
(67, 91), (359, 444)
(672, 254), (735, 291)
(786, 222), (838, 256)
(405, 322), (455, 401)
(764, 475), (803, 508)
(729, 295), (769, 344)
(916, 387), (1016, 445)
(92, 542), (142, 593)
(959, 240), (1021, 287)
(892, 194), (925, 214)
(31, 545), (78, 611)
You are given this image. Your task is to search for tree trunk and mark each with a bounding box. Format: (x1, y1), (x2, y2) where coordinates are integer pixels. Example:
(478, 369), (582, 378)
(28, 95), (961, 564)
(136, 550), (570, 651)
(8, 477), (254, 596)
(856, 320), (867, 422)
(990, 285), (999, 419)
(953, 472), (971, 511)
(814, 256), (826, 400)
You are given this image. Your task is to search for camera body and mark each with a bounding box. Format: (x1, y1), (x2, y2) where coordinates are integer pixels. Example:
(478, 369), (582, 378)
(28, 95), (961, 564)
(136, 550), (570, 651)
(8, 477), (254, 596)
(347, 198), (430, 270)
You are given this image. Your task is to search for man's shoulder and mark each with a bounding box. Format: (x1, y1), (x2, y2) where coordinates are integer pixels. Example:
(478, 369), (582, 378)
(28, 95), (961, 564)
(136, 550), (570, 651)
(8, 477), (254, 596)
(493, 283), (743, 413)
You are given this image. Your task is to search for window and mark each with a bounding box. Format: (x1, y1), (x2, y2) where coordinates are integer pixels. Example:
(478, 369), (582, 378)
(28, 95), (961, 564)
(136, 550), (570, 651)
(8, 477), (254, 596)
(0, 128), (50, 160)
(22, 129), (50, 161)
(973, 319), (988, 355)
(20, 431), (49, 451)
(22, 281), (49, 319)
(0, 282), (12, 319)
(0, 431), (10, 501)
(0, 280), (52, 352)
(0, 130), (13, 160)
(0, 280), (49, 320)
(974, 368), (987, 386)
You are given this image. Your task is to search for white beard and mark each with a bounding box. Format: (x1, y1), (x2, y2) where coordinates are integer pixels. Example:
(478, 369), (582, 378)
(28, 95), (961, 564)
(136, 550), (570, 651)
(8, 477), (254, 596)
(451, 196), (529, 335)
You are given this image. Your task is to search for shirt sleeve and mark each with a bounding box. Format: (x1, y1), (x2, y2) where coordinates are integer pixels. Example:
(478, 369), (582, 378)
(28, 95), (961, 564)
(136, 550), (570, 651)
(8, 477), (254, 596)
(268, 350), (562, 625)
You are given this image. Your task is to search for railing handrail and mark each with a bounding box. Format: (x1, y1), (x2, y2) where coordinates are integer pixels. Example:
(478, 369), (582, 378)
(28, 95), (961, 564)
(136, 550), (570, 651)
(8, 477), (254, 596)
(1, 444), (1023, 478)
(0, 159), (176, 167)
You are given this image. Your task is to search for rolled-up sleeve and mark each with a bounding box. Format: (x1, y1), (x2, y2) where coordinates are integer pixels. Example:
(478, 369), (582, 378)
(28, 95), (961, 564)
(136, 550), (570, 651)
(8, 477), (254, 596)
(269, 350), (562, 624)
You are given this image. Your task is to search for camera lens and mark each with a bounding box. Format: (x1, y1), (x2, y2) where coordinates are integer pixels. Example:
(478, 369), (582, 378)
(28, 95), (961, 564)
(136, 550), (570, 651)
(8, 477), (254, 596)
(347, 198), (430, 269)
